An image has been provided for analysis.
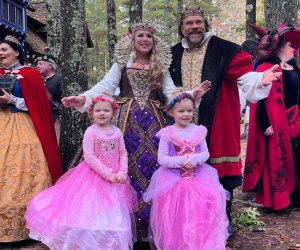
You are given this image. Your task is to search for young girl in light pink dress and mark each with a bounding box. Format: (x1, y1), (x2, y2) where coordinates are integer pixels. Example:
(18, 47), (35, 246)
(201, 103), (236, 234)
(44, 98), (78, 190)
(144, 92), (229, 250)
(25, 95), (137, 250)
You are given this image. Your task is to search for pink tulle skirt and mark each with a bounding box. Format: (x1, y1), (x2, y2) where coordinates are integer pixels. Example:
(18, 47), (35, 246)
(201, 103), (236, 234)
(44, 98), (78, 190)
(144, 164), (229, 250)
(25, 161), (137, 250)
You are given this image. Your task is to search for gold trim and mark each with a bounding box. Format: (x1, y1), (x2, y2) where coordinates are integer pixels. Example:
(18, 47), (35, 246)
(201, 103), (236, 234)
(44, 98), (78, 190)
(209, 155), (241, 164)
(150, 100), (165, 128)
(118, 98), (133, 134)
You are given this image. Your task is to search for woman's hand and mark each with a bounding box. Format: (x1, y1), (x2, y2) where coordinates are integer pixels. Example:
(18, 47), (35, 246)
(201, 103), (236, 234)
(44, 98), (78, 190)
(261, 65), (282, 86)
(0, 89), (12, 104)
(264, 126), (274, 137)
(62, 96), (85, 108)
(193, 80), (211, 101)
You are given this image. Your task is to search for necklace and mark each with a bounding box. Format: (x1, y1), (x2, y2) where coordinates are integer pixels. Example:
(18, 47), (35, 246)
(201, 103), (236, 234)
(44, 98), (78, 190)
(134, 58), (149, 69)
(281, 62), (288, 69)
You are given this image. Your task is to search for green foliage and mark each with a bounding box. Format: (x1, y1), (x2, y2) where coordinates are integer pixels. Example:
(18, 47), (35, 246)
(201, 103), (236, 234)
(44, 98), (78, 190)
(233, 207), (265, 229)
(85, 0), (219, 84)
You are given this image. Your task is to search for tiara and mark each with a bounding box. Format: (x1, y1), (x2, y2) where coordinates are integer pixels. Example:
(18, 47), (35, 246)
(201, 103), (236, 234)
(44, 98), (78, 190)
(182, 6), (204, 19)
(4, 35), (21, 46)
(164, 92), (196, 112)
(132, 22), (155, 34)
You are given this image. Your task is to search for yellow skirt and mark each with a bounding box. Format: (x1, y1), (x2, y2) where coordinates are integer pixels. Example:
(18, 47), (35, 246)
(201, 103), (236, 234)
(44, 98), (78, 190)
(0, 109), (52, 242)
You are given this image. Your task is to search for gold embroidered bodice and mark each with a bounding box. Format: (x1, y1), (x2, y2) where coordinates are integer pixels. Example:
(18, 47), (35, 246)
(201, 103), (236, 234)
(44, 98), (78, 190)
(127, 69), (151, 110)
(181, 36), (211, 91)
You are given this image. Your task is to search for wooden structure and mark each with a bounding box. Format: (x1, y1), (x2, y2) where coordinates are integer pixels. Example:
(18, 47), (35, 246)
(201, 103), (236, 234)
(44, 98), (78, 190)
(0, 0), (29, 41)
(26, 2), (93, 63)
(0, 1), (93, 63)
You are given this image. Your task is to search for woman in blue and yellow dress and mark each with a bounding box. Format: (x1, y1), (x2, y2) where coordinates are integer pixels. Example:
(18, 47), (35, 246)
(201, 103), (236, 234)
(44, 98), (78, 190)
(0, 35), (63, 242)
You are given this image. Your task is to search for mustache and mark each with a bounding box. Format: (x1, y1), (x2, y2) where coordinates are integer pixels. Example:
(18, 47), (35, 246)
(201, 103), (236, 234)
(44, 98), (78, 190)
(187, 30), (203, 35)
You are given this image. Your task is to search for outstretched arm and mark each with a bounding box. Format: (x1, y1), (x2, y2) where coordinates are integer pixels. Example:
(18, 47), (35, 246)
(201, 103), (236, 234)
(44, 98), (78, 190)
(62, 62), (122, 112)
(225, 50), (281, 103)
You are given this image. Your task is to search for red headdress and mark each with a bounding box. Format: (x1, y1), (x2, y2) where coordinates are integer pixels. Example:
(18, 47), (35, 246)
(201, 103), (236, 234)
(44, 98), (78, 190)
(251, 23), (300, 61)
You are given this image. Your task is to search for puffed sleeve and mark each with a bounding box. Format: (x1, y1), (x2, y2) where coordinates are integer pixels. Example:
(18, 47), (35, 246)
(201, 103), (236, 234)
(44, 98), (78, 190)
(76, 62), (123, 112)
(228, 50), (271, 103)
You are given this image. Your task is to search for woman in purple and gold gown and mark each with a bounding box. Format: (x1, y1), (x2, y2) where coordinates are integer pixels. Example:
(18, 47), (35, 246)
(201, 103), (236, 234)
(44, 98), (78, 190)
(62, 22), (210, 246)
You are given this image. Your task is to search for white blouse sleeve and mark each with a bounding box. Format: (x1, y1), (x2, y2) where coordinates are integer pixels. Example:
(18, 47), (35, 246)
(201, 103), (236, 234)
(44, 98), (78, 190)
(76, 62), (123, 112)
(8, 95), (28, 111)
(162, 71), (200, 107)
(162, 71), (177, 100)
(237, 72), (272, 103)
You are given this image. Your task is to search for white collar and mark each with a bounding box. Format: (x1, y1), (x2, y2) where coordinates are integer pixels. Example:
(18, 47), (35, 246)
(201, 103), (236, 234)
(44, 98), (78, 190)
(181, 32), (212, 49)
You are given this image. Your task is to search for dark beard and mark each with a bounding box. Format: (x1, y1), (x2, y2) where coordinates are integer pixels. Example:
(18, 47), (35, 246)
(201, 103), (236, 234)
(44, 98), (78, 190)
(185, 33), (205, 48)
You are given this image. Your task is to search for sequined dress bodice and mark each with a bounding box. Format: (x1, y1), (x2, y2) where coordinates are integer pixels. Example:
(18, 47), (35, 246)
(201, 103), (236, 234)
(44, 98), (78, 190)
(94, 128), (122, 173)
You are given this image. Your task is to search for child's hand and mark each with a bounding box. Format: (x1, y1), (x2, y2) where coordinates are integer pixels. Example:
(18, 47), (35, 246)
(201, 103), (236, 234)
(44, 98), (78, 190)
(109, 173), (118, 183)
(182, 157), (193, 169)
(116, 175), (126, 184)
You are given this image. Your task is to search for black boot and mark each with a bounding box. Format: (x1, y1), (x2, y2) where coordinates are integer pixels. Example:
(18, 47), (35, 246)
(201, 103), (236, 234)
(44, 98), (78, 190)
(226, 195), (236, 238)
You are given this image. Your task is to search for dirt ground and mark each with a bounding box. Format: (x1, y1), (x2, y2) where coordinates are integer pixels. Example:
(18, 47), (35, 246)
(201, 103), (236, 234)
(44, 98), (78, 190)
(2, 136), (300, 250)
(226, 139), (300, 250)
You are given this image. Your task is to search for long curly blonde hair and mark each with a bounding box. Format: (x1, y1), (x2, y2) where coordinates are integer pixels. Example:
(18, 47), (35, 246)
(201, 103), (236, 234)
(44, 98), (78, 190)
(131, 31), (165, 90)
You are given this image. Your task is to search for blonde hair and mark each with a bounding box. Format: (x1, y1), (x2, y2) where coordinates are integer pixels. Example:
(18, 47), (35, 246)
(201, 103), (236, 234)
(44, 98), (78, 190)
(132, 32), (164, 90)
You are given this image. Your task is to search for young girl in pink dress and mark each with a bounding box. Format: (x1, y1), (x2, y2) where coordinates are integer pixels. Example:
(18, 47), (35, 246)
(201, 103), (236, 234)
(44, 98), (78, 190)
(144, 92), (229, 250)
(25, 95), (137, 250)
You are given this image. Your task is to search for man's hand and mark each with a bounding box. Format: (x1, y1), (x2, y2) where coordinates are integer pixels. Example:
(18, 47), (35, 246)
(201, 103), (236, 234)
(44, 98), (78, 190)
(193, 80), (211, 101)
(261, 65), (282, 86)
(62, 96), (85, 108)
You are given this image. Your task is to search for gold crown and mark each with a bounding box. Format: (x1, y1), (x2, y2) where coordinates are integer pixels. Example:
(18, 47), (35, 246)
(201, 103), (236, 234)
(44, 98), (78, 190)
(4, 35), (21, 46)
(132, 22), (155, 34)
(182, 6), (205, 19)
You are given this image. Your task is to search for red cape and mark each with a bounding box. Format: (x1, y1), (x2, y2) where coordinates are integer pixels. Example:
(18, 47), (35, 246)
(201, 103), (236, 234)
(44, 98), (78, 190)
(0, 67), (63, 183)
(243, 62), (295, 210)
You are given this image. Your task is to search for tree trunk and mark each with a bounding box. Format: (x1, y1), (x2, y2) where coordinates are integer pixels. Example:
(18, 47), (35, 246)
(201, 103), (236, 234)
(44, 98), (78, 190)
(264, 0), (298, 29)
(129, 0), (143, 32)
(46, 0), (62, 68)
(246, 0), (256, 39)
(93, 0), (101, 81)
(107, 0), (117, 66)
(177, 0), (183, 40)
(60, 0), (89, 170)
(164, 0), (172, 44)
